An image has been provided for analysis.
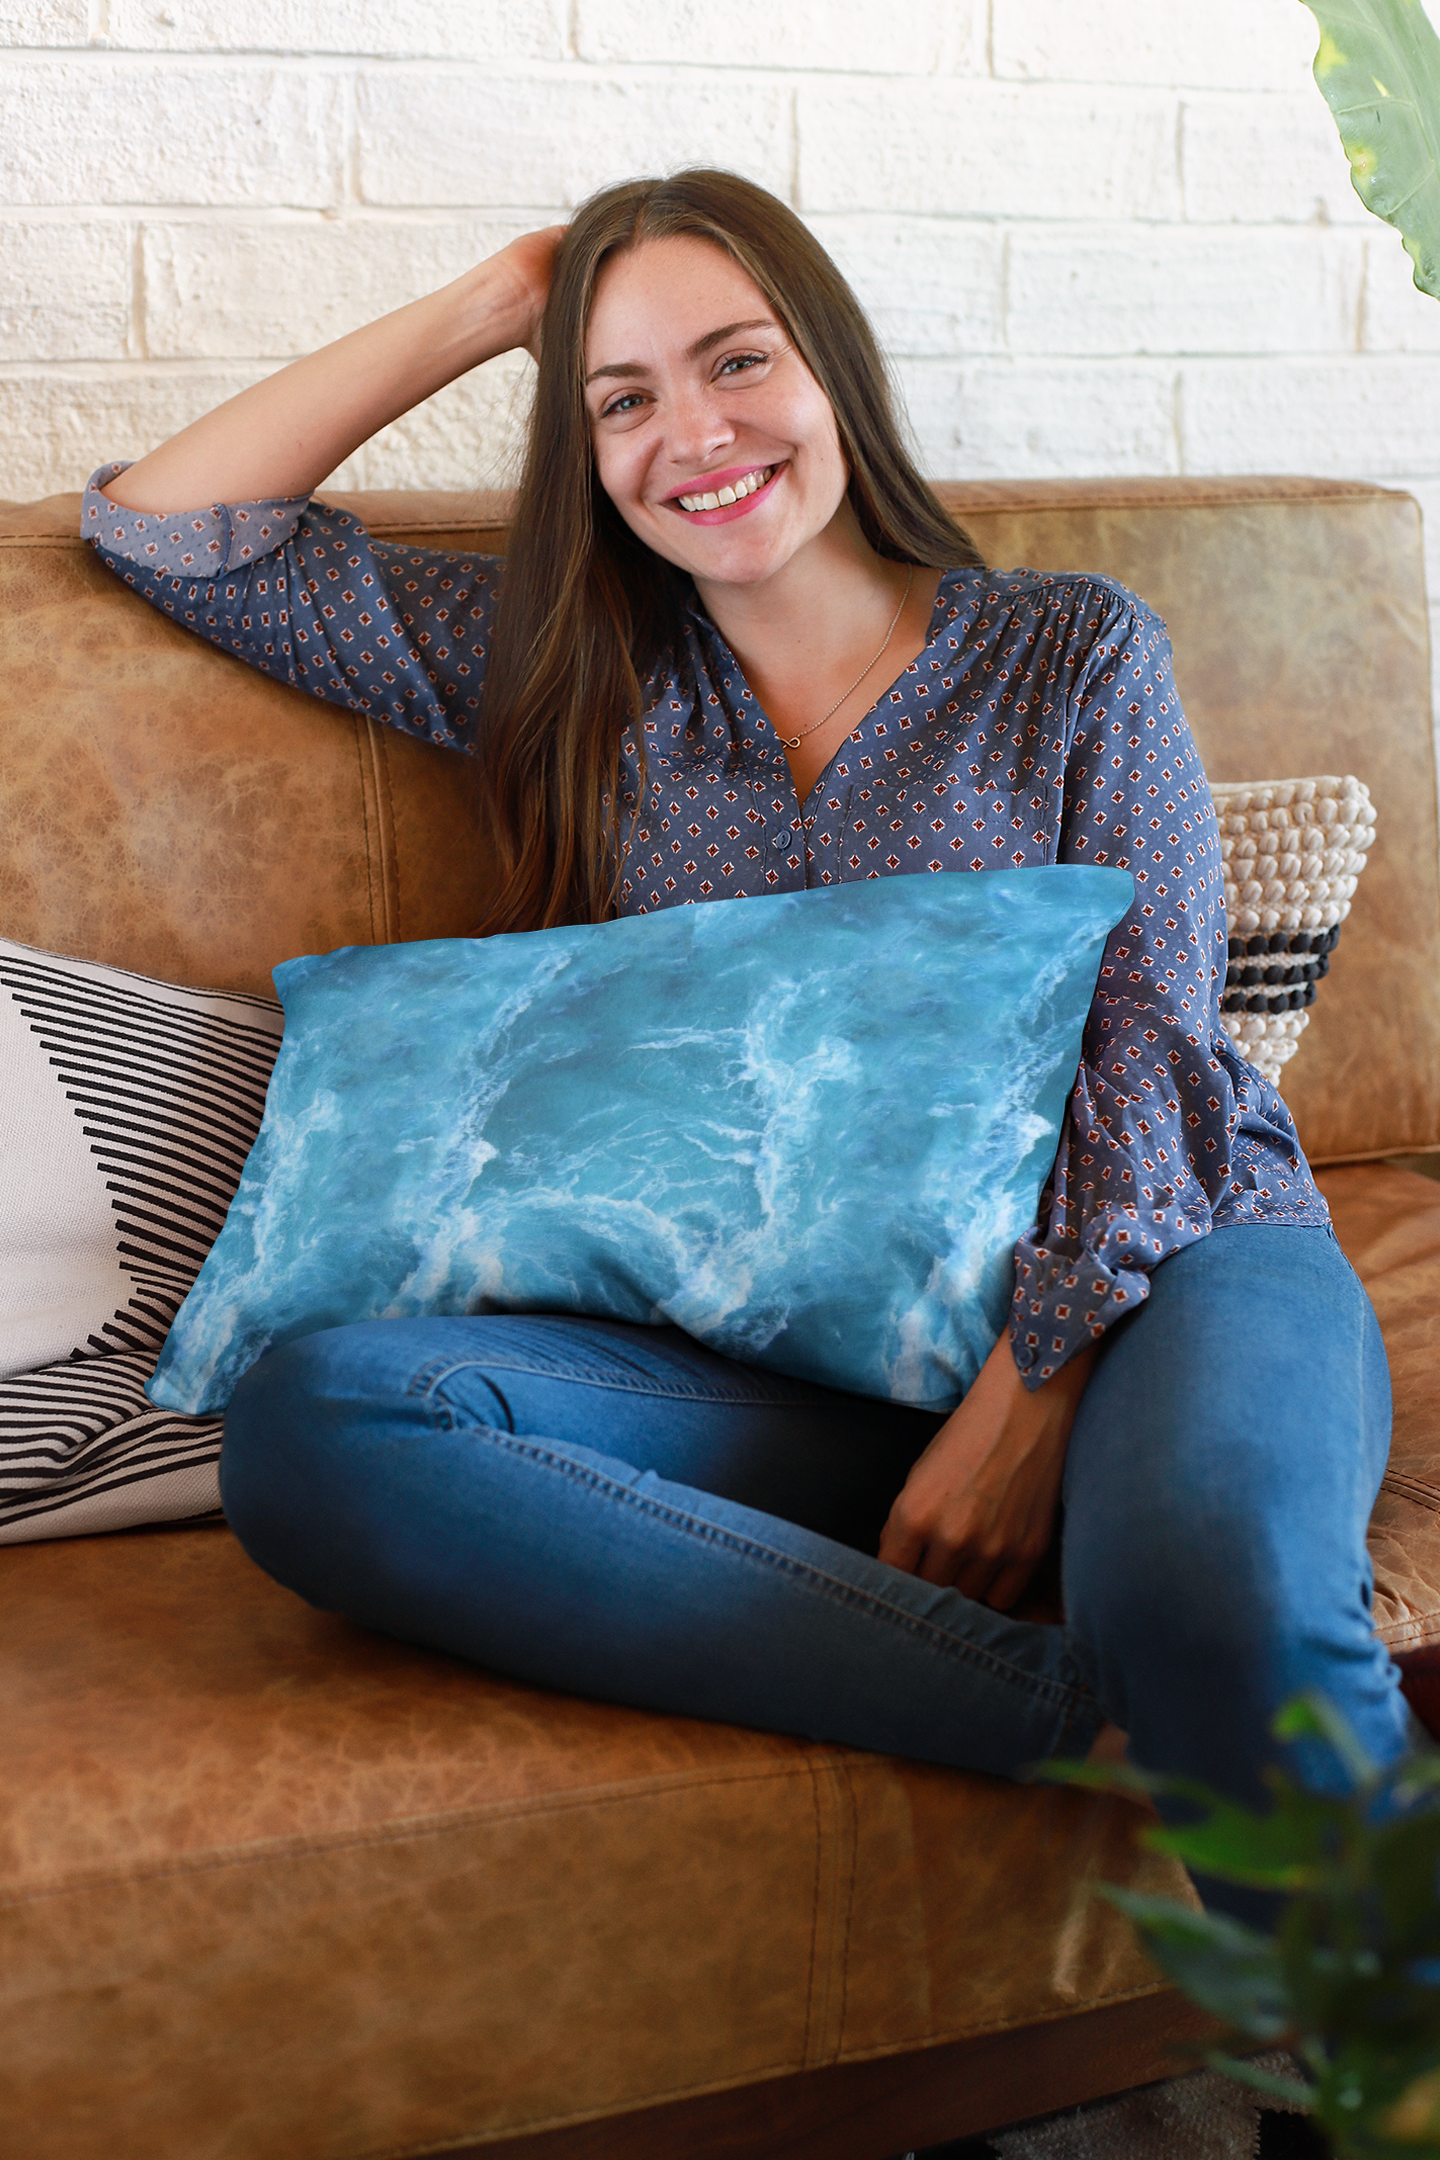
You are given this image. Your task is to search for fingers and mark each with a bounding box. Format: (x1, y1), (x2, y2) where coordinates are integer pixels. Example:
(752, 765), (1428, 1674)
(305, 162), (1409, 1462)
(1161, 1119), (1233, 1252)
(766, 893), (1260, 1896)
(984, 1558), (1040, 1612)
(876, 1512), (925, 1576)
(881, 1504), (1046, 1608)
(881, 1512), (1009, 1598)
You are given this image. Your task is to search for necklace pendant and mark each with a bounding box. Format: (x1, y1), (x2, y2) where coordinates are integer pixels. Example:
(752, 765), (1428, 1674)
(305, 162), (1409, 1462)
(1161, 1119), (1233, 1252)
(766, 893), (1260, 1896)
(774, 566), (913, 761)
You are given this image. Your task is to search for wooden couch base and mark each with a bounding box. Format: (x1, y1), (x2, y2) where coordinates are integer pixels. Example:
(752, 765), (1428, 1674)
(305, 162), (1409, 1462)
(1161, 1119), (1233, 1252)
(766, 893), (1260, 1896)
(450, 1991), (1217, 2160)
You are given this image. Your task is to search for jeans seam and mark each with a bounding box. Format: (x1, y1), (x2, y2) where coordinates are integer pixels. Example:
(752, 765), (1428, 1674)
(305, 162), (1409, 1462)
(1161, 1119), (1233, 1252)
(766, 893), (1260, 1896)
(460, 1422), (1095, 1718)
(403, 1350), (828, 1412)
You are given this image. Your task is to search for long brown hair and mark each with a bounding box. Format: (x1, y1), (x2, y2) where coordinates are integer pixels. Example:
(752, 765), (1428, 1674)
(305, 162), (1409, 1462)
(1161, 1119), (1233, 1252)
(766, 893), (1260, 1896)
(476, 168), (982, 936)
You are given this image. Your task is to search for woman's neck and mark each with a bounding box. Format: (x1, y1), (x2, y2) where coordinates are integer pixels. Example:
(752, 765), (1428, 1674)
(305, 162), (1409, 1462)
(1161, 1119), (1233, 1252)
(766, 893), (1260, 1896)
(693, 498), (891, 681)
(694, 504), (941, 803)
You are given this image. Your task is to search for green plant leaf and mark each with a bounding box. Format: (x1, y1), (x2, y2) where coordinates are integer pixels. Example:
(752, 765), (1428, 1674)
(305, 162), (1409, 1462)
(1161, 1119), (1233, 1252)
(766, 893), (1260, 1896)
(1371, 1811), (1440, 1946)
(1274, 1691), (1381, 1789)
(1300, 0), (1440, 299)
(1391, 1753), (1440, 1804)
(1141, 1789), (1335, 1890)
(1312, 2036), (1440, 2156)
(1050, 1700), (1440, 2156)
(1036, 1755), (1167, 1802)
(1101, 1888), (1295, 2038)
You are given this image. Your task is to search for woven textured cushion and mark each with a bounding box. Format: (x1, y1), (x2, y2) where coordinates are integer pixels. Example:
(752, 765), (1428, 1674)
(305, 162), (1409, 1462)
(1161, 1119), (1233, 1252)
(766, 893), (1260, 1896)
(1212, 775), (1375, 1088)
(151, 868), (1132, 1418)
(0, 938), (281, 1543)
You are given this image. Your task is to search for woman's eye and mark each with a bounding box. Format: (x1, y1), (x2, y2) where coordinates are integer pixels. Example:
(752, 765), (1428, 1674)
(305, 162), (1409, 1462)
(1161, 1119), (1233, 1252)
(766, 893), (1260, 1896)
(601, 391), (646, 418)
(717, 352), (767, 379)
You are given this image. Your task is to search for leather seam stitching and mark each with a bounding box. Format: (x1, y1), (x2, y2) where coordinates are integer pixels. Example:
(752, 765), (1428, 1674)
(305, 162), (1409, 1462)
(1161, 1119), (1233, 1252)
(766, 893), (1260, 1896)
(834, 1759), (858, 2059)
(376, 720), (399, 940)
(0, 1760), (837, 1911)
(356, 717), (380, 946)
(802, 1764), (825, 2070)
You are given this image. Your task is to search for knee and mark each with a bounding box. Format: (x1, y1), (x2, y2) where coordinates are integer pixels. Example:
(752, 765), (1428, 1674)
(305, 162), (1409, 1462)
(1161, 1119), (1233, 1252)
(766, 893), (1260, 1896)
(220, 1326), (429, 1600)
(219, 1336), (331, 1592)
(1068, 1474), (1260, 1634)
(1066, 1482), (1308, 1721)
(1065, 1481), (1399, 1792)
(222, 1329), (341, 1505)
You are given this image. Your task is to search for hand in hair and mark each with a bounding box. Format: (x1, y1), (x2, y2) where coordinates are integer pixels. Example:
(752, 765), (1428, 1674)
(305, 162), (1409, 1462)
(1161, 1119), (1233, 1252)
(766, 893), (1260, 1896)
(494, 225), (567, 362)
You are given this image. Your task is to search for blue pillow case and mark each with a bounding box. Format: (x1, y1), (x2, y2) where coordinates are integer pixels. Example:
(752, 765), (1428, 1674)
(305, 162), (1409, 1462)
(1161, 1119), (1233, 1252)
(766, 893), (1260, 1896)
(149, 867), (1131, 1417)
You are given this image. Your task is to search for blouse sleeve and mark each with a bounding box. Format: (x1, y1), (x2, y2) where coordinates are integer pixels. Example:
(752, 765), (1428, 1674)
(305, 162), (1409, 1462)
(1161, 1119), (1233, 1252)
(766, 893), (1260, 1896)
(81, 462), (501, 755)
(1006, 590), (1321, 1388)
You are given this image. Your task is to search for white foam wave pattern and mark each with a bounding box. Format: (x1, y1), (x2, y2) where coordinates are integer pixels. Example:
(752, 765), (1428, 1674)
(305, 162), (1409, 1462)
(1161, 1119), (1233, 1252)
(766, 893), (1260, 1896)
(150, 871), (1132, 1416)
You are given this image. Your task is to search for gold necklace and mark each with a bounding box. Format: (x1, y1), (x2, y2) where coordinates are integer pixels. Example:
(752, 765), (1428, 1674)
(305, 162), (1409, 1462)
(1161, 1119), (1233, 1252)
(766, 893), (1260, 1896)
(778, 567), (914, 750)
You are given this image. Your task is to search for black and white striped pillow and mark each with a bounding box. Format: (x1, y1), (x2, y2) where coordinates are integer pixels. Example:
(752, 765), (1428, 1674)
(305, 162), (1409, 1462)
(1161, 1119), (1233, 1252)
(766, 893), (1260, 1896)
(0, 938), (282, 1543)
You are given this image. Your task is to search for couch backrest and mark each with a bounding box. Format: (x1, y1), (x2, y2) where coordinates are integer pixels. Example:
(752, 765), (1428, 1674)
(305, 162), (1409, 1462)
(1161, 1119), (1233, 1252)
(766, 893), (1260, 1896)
(1, 476), (1434, 1165)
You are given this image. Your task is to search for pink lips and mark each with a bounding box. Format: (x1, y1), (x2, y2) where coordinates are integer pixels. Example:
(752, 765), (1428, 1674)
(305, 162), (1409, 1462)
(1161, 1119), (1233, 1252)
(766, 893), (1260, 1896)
(663, 463), (783, 527)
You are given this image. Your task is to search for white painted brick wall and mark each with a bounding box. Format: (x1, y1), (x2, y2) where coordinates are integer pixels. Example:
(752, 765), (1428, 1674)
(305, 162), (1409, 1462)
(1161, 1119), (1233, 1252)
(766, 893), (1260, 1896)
(354, 70), (793, 207)
(572, 0), (987, 76)
(2, 0), (1438, 716)
(104, 1), (568, 61)
(797, 82), (1183, 222)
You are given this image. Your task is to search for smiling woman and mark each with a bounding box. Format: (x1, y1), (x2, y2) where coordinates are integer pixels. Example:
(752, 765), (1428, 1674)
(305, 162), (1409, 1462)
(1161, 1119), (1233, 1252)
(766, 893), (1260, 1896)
(481, 174), (980, 927)
(580, 232), (927, 790)
(84, 169), (1416, 1894)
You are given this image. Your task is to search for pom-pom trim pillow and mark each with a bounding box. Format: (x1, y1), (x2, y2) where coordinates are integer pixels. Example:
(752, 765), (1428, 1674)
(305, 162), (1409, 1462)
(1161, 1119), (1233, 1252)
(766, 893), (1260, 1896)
(151, 867), (1132, 1418)
(1211, 775), (1375, 1087)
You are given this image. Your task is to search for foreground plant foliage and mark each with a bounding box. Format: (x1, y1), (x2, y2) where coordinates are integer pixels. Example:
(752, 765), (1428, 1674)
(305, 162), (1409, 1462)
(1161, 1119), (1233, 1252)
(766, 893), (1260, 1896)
(1050, 1699), (1440, 2156)
(1301, 0), (1440, 299)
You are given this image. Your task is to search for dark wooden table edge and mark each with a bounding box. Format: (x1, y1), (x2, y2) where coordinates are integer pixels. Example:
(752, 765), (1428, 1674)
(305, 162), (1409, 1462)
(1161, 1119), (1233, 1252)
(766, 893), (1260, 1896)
(416, 1987), (1217, 2160)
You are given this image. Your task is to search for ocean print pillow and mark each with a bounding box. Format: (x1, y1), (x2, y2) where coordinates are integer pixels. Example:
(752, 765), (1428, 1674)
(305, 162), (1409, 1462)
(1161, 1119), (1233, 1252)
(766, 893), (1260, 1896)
(150, 868), (1132, 1418)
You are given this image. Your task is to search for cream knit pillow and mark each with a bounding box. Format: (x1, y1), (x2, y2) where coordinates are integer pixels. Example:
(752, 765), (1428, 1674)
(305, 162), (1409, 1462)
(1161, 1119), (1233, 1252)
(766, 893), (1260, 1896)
(1211, 775), (1376, 1088)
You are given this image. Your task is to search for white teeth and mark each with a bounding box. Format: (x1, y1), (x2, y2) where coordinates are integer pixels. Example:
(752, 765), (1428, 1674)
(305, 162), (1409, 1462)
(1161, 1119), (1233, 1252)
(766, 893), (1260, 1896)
(675, 465), (772, 513)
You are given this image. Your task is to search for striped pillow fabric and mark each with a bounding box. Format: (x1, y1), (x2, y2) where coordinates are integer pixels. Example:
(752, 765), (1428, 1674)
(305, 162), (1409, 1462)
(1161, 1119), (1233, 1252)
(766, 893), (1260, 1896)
(0, 938), (281, 1544)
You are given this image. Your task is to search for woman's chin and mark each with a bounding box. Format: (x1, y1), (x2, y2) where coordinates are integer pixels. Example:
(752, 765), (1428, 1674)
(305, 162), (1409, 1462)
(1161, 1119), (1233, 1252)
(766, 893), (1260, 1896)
(676, 521), (839, 595)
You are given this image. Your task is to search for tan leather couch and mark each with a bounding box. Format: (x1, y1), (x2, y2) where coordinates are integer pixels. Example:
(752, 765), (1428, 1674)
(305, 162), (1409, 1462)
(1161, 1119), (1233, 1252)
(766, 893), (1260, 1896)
(3, 477), (1439, 2160)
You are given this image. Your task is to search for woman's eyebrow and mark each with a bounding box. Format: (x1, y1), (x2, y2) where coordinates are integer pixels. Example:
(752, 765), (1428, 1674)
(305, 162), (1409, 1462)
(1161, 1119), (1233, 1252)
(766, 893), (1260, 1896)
(584, 318), (777, 387)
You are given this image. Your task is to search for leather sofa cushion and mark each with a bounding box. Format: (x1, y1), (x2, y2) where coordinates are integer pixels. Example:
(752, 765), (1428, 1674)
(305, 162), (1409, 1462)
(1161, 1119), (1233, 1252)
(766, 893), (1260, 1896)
(1320, 1162), (1440, 1653)
(1, 1521), (1187, 2160)
(4, 1159), (1437, 2159)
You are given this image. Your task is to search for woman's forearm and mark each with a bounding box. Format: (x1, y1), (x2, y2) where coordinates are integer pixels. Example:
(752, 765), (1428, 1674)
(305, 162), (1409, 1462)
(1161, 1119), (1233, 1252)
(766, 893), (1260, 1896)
(103, 251), (543, 515)
(878, 1335), (1095, 1604)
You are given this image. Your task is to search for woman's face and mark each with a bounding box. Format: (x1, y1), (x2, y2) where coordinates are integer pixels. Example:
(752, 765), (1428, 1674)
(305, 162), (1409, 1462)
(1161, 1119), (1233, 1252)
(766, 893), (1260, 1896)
(583, 235), (850, 594)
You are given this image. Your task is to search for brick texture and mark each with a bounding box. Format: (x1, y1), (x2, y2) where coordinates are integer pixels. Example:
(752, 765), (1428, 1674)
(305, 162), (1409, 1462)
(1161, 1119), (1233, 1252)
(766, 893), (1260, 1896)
(573, 0), (986, 76)
(355, 68), (793, 208)
(797, 81), (1182, 221)
(139, 213), (537, 358)
(2, 0), (1438, 723)
(104, 1), (567, 60)
(992, 0), (1316, 90)
(0, 1), (87, 44)
(0, 214), (130, 359)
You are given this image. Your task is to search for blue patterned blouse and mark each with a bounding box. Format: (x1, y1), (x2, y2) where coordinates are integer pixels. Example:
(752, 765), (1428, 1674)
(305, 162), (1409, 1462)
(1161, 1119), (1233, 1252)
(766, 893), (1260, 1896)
(84, 464), (1327, 1387)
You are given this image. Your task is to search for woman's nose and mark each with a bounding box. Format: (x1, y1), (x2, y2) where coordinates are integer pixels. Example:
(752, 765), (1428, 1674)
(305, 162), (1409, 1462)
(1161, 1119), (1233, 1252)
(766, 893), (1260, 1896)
(663, 384), (734, 471)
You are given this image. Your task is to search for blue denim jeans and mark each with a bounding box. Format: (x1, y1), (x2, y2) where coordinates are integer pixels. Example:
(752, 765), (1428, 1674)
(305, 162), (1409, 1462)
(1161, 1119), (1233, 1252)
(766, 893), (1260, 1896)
(221, 1224), (1410, 1814)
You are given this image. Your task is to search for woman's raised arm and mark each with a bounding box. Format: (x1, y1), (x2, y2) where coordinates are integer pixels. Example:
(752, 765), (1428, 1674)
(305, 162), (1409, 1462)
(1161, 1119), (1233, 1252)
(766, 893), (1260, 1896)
(103, 227), (565, 515)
